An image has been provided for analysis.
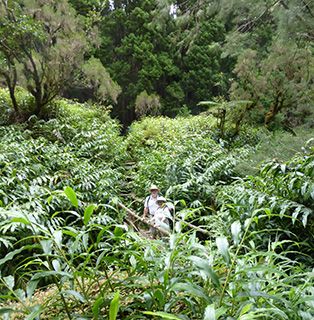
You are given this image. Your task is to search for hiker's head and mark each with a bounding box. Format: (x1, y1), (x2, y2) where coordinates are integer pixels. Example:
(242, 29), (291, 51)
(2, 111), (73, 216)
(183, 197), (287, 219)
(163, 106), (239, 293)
(149, 184), (159, 196)
(156, 196), (166, 207)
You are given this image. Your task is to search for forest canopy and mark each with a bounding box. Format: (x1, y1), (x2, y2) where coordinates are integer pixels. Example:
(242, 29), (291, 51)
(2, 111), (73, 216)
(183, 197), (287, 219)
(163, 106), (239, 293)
(0, 0), (313, 127)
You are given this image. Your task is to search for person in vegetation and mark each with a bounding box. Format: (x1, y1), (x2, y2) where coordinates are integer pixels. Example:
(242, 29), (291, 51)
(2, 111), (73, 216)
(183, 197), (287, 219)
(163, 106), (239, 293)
(153, 196), (172, 235)
(143, 184), (160, 237)
(143, 184), (160, 219)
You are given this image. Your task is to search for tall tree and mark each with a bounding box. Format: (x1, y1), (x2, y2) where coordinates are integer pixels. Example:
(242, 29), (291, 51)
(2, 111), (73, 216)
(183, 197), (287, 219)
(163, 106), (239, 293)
(177, 18), (228, 112)
(96, 0), (181, 124)
(230, 43), (314, 126)
(0, 0), (119, 120)
(220, 0), (314, 126)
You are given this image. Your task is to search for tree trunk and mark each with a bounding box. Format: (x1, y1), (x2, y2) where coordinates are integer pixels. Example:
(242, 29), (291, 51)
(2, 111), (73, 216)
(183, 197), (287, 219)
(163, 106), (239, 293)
(2, 68), (20, 119)
(8, 84), (19, 115)
(265, 92), (283, 126)
(34, 94), (43, 117)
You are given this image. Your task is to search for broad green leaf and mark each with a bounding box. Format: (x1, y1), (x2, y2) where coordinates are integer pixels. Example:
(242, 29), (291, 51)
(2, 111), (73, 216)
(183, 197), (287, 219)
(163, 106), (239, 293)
(11, 217), (30, 225)
(280, 164), (286, 173)
(25, 305), (42, 320)
(239, 314), (260, 320)
(188, 256), (220, 287)
(63, 290), (86, 303)
(64, 186), (78, 208)
(172, 282), (211, 302)
(109, 291), (120, 320)
(240, 303), (253, 316)
(301, 208), (311, 227)
(113, 226), (124, 237)
(53, 230), (62, 248)
(239, 307), (289, 320)
(231, 221), (241, 245)
(92, 295), (105, 318)
(62, 227), (78, 238)
(0, 247), (26, 266)
(40, 240), (52, 255)
(46, 195), (53, 205)
(52, 259), (61, 272)
(216, 307), (228, 318)
(154, 289), (166, 308)
(204, 304), (215, 320)
(27, 280), (39, 299)
(143, 311), (182, 319)
(0, 308), (15, 315)
(84, 204), (96, 225)
(216, 237), (230, 265)
(129, 255), (137, 268)
(3, 275), (14, 290)
(31, 271), (73, 281)
(15, 289), (25, 301)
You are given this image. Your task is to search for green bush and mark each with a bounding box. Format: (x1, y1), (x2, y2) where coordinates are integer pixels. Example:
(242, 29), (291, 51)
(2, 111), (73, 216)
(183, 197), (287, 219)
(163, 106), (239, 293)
(235, 127), (314, 176)
(125, 116), (246, 205)
(0, 88), (35, 124)
(215, 150), (314, 264)
(0, 98), (313, 319)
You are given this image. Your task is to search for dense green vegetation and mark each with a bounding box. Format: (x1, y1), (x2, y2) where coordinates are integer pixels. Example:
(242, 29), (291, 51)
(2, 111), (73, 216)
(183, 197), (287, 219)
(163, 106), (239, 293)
(0, 0), (313, 319)
(0, 0), (313, 126)
(0, 91), (313, 319)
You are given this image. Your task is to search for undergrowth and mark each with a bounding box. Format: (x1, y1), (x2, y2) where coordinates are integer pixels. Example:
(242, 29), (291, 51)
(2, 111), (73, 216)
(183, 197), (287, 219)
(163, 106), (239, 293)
(0, 90), (313, 319)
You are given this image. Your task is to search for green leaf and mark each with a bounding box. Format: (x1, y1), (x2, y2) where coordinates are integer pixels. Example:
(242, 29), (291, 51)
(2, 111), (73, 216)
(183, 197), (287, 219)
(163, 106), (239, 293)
(239, 314), (259, 320)
(129, 255), (137, 268)
(27, 280), (39, 299)
(204, 304), (215, 320)
(109, 291), (120, 320)
(0, 247), (26, 267)
(3, 275), (14, 290)
(63, 290), (86, 303)
(172, 282), (211, 303)
(280, 164), (286, 173)
(92, 295), (106, 318)
(84, 204), (96, 225)
(216, 237), (230, 265)
(143, 311), (182, 319)
(197, 101), (219, 106)
(31, 271), (73, 281)
(114, 226), (124, 237)
(25, 305), (42, 320)
(53, 230), (62, 248)
(11, 217), (30, 225)
(240, 303), (253, 316)
(231, 221), (241, 246)
(0, 307), (15, 315)
(154, 289), (165, 308)
(40, 240), (52, 255)
(62, 227), (78, 238)
(188, 256), (220, 288)
(52, 259), (61, 272)
(64, 186), (78, 208)
(47, 195), (53, 205)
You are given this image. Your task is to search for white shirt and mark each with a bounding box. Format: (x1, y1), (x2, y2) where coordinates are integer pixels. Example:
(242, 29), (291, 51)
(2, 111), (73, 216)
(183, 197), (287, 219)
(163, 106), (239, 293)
(144, 195), (159, 216)
(153, 206), (171, 231)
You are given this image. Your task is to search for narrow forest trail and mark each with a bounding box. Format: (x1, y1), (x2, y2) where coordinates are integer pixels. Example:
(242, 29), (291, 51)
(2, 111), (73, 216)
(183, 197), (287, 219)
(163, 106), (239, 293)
(117, 199), (212, 240)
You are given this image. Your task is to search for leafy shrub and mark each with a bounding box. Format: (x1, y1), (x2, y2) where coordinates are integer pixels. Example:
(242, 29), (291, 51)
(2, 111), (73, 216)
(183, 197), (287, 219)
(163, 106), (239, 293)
(0, 97), (313, 319)
(215, 150), (314, 264)
(235, 127), (314, 176)
(0, 88), (35, 124)
(1, 197), (313, 319)
(125, 116), (249, 208)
